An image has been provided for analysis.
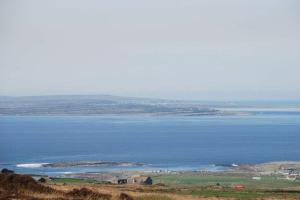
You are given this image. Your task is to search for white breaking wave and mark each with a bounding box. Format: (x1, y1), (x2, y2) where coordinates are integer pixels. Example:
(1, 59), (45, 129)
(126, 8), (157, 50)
(62, 171), (74, 174)
(16, 163), (50, 168)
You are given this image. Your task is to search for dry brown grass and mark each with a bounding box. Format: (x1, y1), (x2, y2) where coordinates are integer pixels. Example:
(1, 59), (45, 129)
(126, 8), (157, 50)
(66, 187), (112, 200)
(0, 173), (112, 200)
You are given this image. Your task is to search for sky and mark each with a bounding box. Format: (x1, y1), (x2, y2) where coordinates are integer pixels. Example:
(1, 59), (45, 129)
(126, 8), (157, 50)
(0, 0), (300, 100)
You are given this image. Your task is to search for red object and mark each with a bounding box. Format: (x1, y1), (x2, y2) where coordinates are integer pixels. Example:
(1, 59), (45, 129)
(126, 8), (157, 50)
(234, 184), (246, 191)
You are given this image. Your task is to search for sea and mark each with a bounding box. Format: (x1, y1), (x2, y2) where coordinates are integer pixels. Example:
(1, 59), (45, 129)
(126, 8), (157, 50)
(1, 109), (300, 176)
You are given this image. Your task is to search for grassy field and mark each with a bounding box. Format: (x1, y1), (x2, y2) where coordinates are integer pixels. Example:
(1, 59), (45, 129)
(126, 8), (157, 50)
(148, 172), (300, 199)
(152, 172), (300, 189)
(45, 173), (300, 199)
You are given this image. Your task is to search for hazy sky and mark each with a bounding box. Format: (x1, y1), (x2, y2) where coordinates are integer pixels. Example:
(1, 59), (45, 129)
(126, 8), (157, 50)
(1, 0), (300, 100)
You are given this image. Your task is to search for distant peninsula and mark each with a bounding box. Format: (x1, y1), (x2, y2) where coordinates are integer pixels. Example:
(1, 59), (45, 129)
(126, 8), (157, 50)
(0, 95), (245, 116)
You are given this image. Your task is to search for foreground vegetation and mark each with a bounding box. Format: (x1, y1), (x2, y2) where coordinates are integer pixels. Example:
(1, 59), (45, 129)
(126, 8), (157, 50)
(47, 172), (300, 199)
(2, 171), (300, 200)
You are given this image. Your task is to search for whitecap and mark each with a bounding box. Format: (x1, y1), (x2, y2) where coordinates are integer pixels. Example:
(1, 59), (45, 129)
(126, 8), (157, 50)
(16, 163), (49, 168)
(62, 171), (74, 174)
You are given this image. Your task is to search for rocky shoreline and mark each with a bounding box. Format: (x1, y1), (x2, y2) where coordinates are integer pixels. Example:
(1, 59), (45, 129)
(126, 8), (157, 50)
(17, 161), (144, 168)
(53, 161), (300, 184)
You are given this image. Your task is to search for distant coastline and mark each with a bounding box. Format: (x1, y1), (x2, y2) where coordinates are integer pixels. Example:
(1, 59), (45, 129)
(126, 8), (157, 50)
(13, 160), (300, 183)
(0, 95), (250, 116)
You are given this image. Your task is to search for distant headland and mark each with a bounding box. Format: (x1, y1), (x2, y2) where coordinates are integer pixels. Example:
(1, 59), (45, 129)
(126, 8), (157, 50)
(0, 95), (248, 116)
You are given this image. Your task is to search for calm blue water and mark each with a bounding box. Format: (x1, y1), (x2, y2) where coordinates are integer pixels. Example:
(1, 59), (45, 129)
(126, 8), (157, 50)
(1, 113), (300, 175)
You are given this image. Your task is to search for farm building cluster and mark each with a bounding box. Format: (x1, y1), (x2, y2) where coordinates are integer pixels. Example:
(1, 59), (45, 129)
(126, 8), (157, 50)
(276, 167), (300, 181)
(109, 175), (152, 185)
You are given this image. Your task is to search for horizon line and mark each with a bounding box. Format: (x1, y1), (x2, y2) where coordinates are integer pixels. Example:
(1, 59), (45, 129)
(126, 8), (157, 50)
(1, 94), (300, 102)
